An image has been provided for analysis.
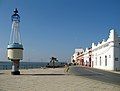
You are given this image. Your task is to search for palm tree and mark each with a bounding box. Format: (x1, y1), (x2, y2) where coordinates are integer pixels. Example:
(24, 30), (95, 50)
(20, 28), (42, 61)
(50, 57), (58, 68)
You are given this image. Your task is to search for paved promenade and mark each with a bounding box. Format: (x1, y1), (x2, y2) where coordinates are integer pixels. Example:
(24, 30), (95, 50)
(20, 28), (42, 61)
(0, 67), (120, 91)
(69, 66), (120, 86)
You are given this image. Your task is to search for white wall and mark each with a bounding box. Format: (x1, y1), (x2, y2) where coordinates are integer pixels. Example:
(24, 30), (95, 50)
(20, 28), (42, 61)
(72, 29), (120, 71)
(71, 48), (84, 63)
(91, 29), (120, 70)
(83, 48), (89, 65)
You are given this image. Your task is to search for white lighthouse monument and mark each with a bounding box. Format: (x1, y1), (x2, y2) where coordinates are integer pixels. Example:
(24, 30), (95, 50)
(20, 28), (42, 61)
(7, 8), (23, 75)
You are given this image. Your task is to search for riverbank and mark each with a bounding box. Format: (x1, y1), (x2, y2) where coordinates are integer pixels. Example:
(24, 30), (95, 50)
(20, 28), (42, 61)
(0, 68), (120, 91)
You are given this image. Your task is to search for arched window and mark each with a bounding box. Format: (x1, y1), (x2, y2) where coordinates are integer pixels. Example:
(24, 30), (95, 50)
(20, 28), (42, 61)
(105, 56), (107, 66)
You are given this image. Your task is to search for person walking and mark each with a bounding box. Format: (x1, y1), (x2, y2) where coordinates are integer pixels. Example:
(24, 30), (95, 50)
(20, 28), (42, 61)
(64, 64), (69, 73)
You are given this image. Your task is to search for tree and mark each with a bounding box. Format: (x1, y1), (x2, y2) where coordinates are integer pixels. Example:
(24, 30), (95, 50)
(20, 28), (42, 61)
(50, 57), (58, 68)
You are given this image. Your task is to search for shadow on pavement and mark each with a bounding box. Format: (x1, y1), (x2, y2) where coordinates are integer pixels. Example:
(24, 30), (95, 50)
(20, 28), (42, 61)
(0, 72), (4, 75)
(69, 66), (120, 86)
(20, 73), (67, 76)
(0, 73), (4, 75)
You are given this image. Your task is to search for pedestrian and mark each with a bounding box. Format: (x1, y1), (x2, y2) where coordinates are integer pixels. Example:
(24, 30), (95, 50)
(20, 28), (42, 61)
(64, 64), (69, 73)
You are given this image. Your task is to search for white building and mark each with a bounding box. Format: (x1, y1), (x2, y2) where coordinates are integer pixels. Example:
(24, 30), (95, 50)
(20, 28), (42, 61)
(72, 29), (120, 71)
(92, 29), (120, 70)
(71, 48), (84, 64)
(84, 48), (92, 67)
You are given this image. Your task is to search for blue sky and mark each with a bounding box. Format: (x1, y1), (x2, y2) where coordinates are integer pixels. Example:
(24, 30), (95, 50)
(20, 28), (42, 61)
(0, 0), (120, 62)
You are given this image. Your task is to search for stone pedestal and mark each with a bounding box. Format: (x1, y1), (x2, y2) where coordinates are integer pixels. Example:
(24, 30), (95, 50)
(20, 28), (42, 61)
(11, 60), (20, 75)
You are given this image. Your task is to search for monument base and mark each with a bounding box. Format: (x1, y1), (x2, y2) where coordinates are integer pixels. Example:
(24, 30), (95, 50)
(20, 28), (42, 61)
(11, 71), (20, 75)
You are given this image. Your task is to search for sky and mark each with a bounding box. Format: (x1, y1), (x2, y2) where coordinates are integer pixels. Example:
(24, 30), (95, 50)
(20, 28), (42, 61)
(0, 0), (120, 62)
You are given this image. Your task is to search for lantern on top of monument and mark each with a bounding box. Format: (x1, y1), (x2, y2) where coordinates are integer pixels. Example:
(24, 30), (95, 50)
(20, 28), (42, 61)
(7, 8), (24, 75)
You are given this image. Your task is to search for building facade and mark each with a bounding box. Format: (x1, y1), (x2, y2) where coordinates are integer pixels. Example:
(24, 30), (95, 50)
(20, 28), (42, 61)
(71, 29), (120, 71)
(71, 48), (84, 65)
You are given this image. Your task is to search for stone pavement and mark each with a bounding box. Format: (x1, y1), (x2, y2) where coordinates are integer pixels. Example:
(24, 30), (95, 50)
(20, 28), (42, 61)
(69, 66), (120, 86)
(0, 68), (120, 91)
